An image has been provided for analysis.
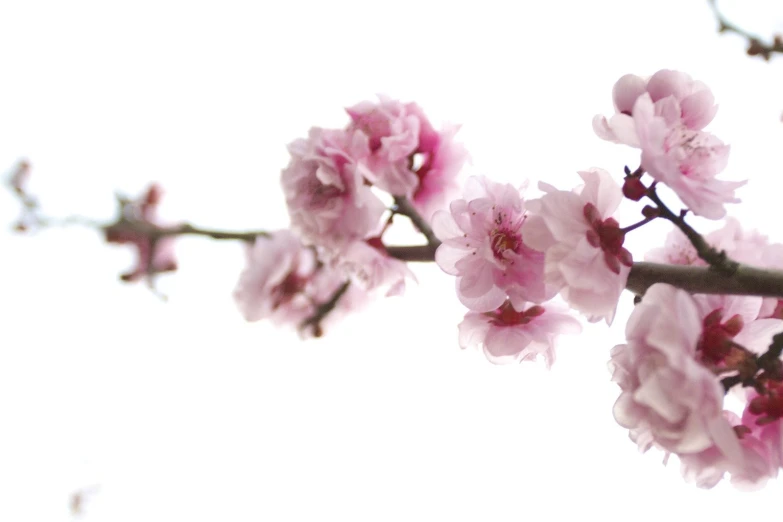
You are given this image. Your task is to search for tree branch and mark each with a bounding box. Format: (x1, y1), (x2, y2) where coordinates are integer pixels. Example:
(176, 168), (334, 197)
(387, 241), (783, 299)
(646, 183), (739, 275)
(626, 262), (783, 298)
(299, 280), (352, 337)
(103, 220), (270, 243)
(392, 196), (439, 247)
(708, 0), (783, 61)
(386, 244), (440, 262)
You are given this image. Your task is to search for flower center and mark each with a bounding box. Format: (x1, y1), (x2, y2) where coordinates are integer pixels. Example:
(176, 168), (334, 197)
(308, 181), (343, 207)
(489, 301), (545, 326)
(490, 229), (522, 260)
(664, 126), (723, 179)
(749, 382), (783, 425)
(696, 308), (743, 364)
(271, 271), (308, 310)
(583, 203), (633, 274)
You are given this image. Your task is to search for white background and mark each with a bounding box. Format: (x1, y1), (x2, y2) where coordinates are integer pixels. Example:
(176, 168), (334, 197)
(2, 1), (783, 520)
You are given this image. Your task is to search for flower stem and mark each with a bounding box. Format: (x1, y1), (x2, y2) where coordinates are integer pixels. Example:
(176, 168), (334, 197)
(645, 182), (739, 275)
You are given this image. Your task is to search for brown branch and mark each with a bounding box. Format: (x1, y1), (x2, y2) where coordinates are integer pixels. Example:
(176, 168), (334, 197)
(645, 183), (739, 275)
(386, 244), (440, 262)
(103, 219), (270, 242)
(708, 0), (783, 61)
(721, 332), (783, 393)
(392, 196), (439, 247)
(299, 280), (352, 337)
(388, 241), (783, 300)
(626, 262), (783, 298)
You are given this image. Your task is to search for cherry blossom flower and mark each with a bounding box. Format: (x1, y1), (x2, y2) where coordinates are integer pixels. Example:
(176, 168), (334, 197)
(609, 284), (741, 458)
(645, 226), (701, 266)
(346, 96), (421, 197)
(521, 168), (630, 323)
(432, 176), (552, 312)
(346, 96), (468, 219)
(593, 69), (718, 146)
(410, 120), (469, 220)
(679, 411), (777, 490)
(691, 294), (783, 359)
(103, 183), (178, 282)
(234, 230), (367, 337)
(234, 230), (320, 324)
(742, 387), (783, 470)
(333, 239), (416, 297)
(458, 300), (581, 366)
(634, 93), (743, 220)
(281, 127), (386, 251)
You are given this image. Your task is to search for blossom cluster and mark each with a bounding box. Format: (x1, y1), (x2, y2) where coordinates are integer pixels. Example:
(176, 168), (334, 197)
(103, 184), (178, 283)
(17, 67), (783, 491)
(235, 96), (468, 336)
(594, 69), (744, 219)
(431, 69), (783, 489)
(603, 217), (783, 489)
(595, 72), (783, 489)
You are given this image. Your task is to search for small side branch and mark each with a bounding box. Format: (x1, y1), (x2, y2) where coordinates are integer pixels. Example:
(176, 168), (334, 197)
(708, 0), (783, 61)
(162, 223), (270, 242)
(299, 280), (352, 337)
(646, 183), (739, 275)
(392, 197), (439, 247)
(102, 220), (270, 243)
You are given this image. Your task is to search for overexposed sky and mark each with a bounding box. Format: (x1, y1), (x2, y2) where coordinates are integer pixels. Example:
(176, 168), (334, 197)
(3, 1), (783, 520)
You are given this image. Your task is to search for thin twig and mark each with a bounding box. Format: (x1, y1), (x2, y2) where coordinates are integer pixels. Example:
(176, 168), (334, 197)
(757, 332), (783, 374)
(708, 0), (783, 61)
(392, 196), (439, 246)
(103, 220), (270, 243)
(299, 280), (352, 337)
(721, 374), (743, 392)
(646, 183), (739, 275)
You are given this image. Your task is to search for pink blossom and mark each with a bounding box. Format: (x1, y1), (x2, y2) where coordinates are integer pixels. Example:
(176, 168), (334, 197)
(234, 230), (367, 337)
(104, 183), (178, 282)
(234, 230), (319, 324)
(679, 411), (777, 490)
(609, 284), (741, 458)
(458, 300), (581, 367)
(333, 239), (416, 297)
(593, 69), (717, 145)
(346, 96), (468, 219)
(346, 96), (422, 196)
(432, 176), (552, 312)
(411, 121), (469, 220)
(634, 93), (744, 219)
(691, 294), (783, 358)
(646, 70), (718, 129)
(521, 168), (630, 324)
(281, 127), (386, 250)
(743, 387), (783, 470)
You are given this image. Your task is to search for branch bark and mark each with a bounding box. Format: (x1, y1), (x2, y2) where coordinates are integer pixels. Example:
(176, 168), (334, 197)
(626, 262), (783, 298)
(104, 220), (270, 242)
